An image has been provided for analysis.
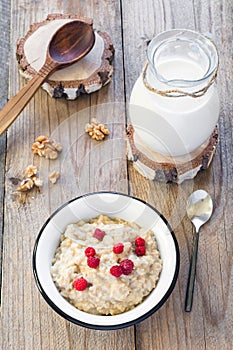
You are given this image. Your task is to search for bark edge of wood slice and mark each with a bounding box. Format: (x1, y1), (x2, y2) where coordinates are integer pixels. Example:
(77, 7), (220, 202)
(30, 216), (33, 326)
(126, 125), (219, 184)
(16, 13), (114, 100)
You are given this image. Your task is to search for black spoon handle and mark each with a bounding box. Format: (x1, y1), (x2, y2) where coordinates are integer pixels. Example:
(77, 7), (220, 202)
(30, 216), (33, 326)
(185, 230), (199, 312)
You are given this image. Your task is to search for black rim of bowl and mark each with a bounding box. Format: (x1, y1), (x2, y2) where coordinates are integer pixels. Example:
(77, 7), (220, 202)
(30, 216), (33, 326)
(32, 191), (180, 330)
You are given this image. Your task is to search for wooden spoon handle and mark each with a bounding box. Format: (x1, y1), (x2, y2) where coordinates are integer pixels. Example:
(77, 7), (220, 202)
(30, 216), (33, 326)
(0, 72), (47, 135)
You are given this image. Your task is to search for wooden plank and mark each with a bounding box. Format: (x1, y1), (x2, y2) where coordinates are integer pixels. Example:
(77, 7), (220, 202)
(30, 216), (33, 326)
(0, 1), (134, 350)
(191, 1), (233, 349)
(0, 0), (11, 297)
(122, 0), (232, 349)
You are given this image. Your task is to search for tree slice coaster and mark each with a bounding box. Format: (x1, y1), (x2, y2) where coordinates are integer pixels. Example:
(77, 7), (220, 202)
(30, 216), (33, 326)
(126, 125), (219, 184)
(16, 14), (114, 100)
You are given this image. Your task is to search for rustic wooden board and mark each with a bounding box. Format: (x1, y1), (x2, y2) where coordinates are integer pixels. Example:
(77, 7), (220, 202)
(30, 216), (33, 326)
(0, 0), (10, 300)
(0, 0), (232, 350)
(122, 0), (233, 350)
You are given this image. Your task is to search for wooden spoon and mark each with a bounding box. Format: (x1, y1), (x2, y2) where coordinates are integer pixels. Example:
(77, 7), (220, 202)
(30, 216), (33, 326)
(0, 20), (95, 135)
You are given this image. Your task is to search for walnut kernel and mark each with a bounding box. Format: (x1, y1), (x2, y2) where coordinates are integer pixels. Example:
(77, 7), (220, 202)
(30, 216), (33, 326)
(85, 118), (110, 141)
(25, 165), (37, 178)
(32, 135), (62, 159)
(49, 171), (60, 184)
(17, 178), (34, 192)
(32, 177), (43, 187)
(17, 165), (43, 192)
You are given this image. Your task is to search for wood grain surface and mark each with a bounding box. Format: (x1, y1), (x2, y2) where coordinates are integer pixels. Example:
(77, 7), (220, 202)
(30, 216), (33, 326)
(0, 0), (10, 299)
(0, 1), (232, 350)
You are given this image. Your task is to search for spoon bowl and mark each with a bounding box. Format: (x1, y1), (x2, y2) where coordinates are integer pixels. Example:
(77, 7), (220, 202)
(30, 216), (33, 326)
(186, 189), (213, 232)
(185, 189), (213, 312)
(48, 20), (95, 65)
(0, 20), (95, 135)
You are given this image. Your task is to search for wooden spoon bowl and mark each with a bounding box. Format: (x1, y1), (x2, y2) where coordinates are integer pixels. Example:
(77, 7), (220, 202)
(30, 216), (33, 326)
(48, 20), (95, 66)
(0, 20), (95, 135)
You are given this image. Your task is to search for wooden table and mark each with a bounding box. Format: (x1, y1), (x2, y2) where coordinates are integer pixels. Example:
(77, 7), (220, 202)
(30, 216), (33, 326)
(0, 1), (232, 349)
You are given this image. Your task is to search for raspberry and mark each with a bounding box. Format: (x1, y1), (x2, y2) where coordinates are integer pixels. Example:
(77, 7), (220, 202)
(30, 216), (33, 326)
(135, 237), (145, 247)
(120, 259), (134, 275)
(135, 246), (146, 256)
(87, 256), (100, 268)
(113, 243), (124, 254)
(85, 247), (96, 257)
(73, 278), (87, 291)
(93, 228), (106, 240)
(110, 265), (123, 277)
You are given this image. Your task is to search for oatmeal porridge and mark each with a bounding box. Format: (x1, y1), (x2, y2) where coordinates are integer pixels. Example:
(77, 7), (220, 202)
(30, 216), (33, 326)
(51, 215), (162, 315)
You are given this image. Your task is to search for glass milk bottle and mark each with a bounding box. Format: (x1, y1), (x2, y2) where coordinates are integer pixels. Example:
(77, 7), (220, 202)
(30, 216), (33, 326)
(129, 29), (219, 157)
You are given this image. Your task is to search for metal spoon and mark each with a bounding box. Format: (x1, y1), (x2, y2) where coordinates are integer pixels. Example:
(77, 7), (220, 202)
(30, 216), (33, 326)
(0, 20), (95, 135)
(185, 189), (213, 312)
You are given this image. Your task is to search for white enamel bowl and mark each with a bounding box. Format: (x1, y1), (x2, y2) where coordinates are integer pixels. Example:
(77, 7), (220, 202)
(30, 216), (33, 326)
(33, 192), (179, 330)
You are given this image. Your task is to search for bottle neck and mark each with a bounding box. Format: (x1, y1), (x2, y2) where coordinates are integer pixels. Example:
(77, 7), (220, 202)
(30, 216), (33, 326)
(143, 60), (217, 98)
(146, 29), (219, 97)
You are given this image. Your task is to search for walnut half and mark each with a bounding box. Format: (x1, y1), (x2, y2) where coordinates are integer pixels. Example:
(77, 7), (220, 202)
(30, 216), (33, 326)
(32, 135), (62, 159)
(17, 178), (34, 192)
(17, 165), (43, 192)
(25, 165), (37, 178)
(85, 118), (110, 141)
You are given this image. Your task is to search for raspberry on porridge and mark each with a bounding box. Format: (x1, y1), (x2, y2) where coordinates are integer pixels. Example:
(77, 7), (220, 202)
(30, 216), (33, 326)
(51, 215), (162, 315)
(73, 278), (88, 291)
(113, 242), (124, 254)
(135, 246), (146, 256)
(85, 247), (96, 257)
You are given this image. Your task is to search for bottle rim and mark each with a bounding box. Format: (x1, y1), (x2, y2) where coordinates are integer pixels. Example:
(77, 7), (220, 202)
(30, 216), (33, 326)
(147, 29), (219, 88)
